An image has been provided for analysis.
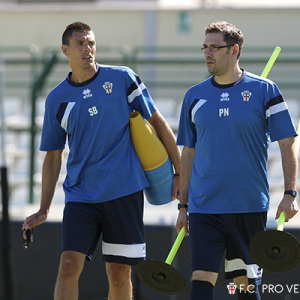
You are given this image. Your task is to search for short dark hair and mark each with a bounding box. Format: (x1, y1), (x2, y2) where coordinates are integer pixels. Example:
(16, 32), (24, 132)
(62, 22), (92, 45)
(205, 21), (244, 59)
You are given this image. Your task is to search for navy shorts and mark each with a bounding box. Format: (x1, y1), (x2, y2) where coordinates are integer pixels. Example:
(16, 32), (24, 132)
(189, 212), (267, 285)
(62, 190), (145, 266)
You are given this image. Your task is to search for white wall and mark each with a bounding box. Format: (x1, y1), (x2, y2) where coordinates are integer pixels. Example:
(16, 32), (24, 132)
(0, 4), (299, 50)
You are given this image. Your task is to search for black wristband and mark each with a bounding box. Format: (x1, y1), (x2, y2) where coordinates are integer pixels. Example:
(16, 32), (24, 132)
(284, 190), (297, 197)
(174, 173), (180, 177)
(178, 203), (188, 210)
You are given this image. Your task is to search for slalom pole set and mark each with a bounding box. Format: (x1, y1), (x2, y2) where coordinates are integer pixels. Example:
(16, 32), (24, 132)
(136, 227), (186, 295)
(249, 211), (300, 272)
(136, 46), (300, 295)
(249, 48), (300, 272)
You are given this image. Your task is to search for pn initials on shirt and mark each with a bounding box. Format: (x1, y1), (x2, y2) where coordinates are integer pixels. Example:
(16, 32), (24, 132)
(219, 108), (229, 117)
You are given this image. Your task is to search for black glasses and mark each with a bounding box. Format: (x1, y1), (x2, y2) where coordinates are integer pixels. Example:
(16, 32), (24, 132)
(201, 45), (235, 52)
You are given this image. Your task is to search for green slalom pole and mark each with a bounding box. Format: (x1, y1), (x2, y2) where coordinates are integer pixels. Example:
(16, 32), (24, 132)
(277, 211), (286, 231)
(261, 47), (290, 232)
(165, 227), (185, 265)
(260, 46), (284, 230)
(136, 226), (187, 295)
(264, 46), (300, 234)
(260, 46), (281, 78)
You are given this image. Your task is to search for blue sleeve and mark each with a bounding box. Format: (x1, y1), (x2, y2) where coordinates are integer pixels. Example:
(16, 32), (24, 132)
(125, 68), (157, 119)
(176, 93), (197, 147)
(265, 82), (297, 142)
(40, 98), (67, 151)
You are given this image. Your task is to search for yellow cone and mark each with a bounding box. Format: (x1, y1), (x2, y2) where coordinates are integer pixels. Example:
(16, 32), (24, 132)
(129, 111), (174, 205)
(129, 111), (168, 171)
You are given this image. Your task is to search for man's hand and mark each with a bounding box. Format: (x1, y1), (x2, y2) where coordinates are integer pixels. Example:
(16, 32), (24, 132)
(22, 210), (48, 240)
(275, 195), (299, 222)
(176, 208), (189, 236)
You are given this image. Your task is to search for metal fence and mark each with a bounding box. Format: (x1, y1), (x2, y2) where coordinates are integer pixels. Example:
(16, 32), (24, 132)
(1, 45), (300, 205)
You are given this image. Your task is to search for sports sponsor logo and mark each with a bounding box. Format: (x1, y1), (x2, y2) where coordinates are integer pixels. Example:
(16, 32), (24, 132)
(83, 89), (93, 99)
(220, 92), (230, 101)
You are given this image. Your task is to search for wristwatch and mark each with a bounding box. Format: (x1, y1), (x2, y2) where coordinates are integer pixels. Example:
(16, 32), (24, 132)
(178, 203), (188, 210)
(284, 190), (297, 197)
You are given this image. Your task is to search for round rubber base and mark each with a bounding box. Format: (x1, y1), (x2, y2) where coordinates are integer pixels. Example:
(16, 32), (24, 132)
(249, 230), (300, 273)
(136, 259), (186, 295)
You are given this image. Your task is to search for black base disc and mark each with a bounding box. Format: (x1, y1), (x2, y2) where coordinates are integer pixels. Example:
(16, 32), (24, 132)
(136, 259), (186, 295)
(249, 230), (300, 273)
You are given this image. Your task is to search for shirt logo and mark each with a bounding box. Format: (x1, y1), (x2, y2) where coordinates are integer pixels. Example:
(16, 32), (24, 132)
(220, 92), (230, 101)
(241, 90), (252, 102)
(82, 89), (93, 99)
(103, 81), (113, 95)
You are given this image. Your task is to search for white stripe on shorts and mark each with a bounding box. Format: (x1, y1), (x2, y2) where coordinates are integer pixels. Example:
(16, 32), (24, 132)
(102, 241), (146, 258)
(225, 258), (262, 279)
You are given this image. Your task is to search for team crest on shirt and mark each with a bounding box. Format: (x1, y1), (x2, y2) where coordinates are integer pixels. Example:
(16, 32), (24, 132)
(241, 90), (252, 102)
(103, 81), (113, 94)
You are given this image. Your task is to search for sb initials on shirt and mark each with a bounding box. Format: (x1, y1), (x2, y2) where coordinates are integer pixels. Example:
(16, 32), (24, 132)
(219, 108), (229, 117)
(88, 106), (98, 116)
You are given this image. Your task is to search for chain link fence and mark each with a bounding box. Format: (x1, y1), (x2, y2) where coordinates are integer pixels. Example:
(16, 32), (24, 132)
(1, 45), (300, 206)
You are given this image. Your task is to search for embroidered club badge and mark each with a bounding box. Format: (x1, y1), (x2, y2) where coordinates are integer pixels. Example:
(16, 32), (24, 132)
(241, 90), (252, 102)
(103, 81), (113, 95)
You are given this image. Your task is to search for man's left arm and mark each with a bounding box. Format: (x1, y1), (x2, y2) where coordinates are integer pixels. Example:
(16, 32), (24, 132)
(147, 110), (181, 200)
(276, 136), (299, 221)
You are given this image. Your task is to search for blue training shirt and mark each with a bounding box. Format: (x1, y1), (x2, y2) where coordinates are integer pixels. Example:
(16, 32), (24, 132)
(177, 70), (297, 214)
(40, 64), (157, 203)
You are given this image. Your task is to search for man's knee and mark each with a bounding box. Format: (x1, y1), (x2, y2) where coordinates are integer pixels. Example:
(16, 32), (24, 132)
(58, 251), (85, 278)
(234, 276), (255, 292)
(191, 270), (218, 286)
(106, 263), (131, 286)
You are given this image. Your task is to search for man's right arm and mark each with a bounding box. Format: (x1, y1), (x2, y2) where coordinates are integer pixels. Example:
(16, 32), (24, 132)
(22, 149), (63, 235)
(176, 146), (195, 236)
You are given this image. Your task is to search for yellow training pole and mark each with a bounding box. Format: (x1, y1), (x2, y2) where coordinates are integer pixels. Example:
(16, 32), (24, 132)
(260, 46), (281, 78)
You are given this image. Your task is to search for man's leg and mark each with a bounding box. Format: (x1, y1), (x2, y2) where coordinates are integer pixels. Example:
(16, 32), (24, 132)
(190, 270), (218, 300)
(189, 214), (226, 300)
(234, 276), (261, 300)
(54, 250), (86, 300)
(106, 262), (132, 300)
(225, 213), (266, 300)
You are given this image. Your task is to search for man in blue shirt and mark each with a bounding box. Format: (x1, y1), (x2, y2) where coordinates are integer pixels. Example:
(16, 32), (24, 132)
(22, 22), (180, 300)
(176, 21), (298, 300)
